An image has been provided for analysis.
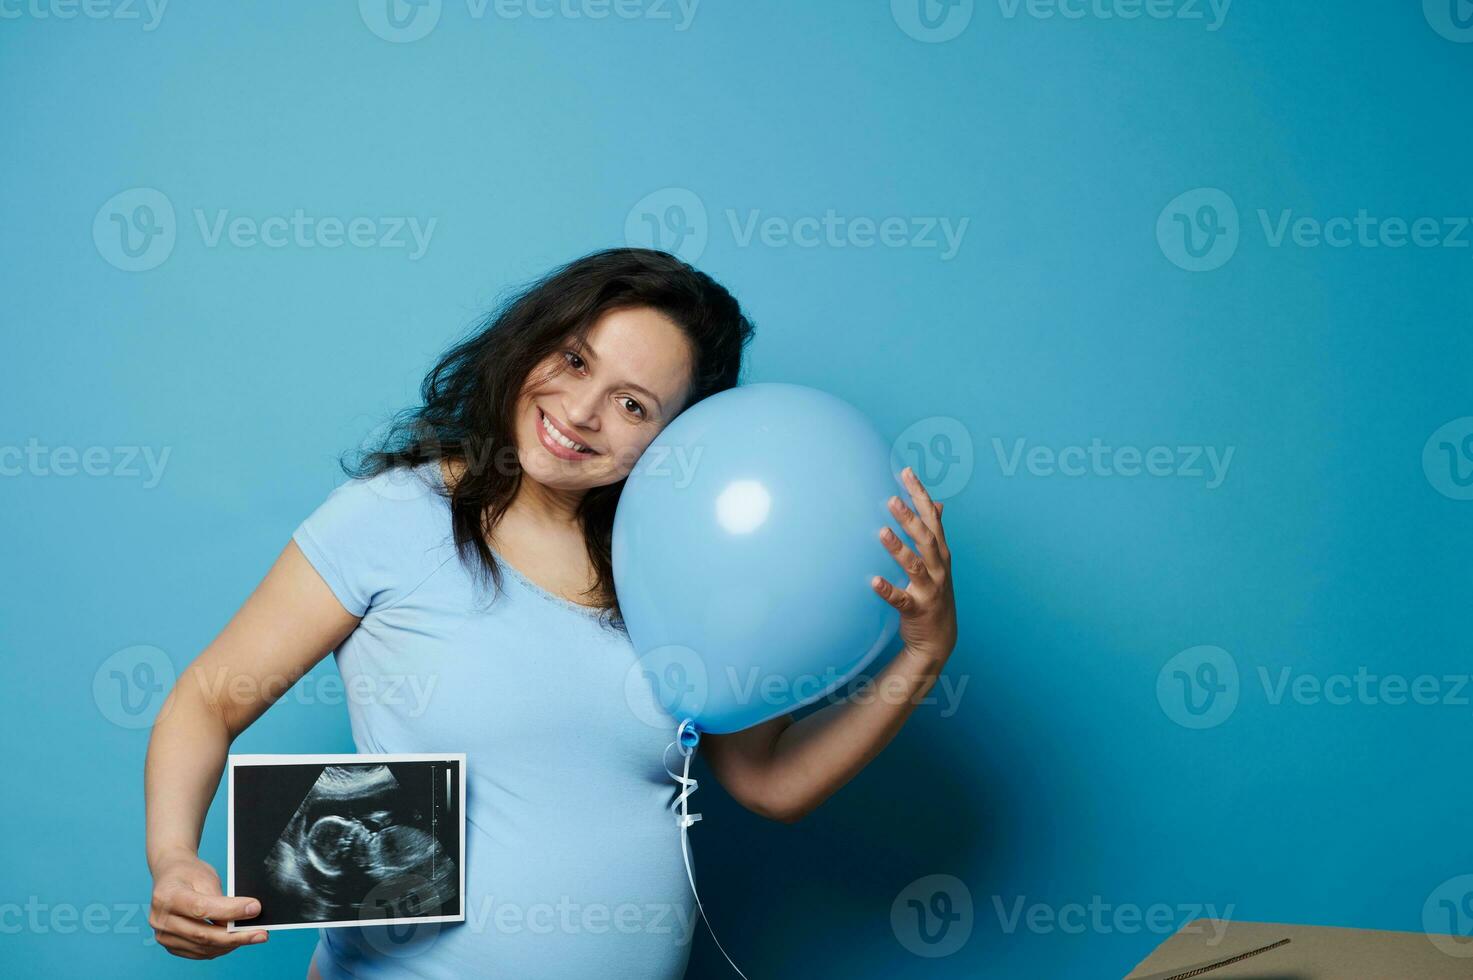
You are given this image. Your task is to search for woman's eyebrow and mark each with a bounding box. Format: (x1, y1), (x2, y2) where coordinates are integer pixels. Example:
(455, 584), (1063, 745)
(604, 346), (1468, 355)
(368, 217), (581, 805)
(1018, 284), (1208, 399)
(577, 341), (665, 412)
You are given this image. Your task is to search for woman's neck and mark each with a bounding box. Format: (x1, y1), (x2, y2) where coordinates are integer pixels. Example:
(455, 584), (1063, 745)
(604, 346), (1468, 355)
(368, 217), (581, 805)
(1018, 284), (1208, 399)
(439, 455), (584, 533)
(508, 476), (584, 530)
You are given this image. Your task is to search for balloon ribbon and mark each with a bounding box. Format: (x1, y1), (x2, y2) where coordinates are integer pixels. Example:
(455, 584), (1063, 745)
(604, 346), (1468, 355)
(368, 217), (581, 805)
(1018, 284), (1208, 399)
(663, 717), (751, 979)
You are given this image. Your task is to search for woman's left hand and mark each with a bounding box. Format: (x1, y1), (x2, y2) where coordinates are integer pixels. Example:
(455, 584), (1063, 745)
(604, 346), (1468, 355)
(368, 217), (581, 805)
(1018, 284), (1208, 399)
(871, 466), (958, 667)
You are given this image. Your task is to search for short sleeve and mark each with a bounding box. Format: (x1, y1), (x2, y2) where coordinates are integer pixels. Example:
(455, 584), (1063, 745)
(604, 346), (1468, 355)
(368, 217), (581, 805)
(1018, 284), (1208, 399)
(291, 465), (450, 617)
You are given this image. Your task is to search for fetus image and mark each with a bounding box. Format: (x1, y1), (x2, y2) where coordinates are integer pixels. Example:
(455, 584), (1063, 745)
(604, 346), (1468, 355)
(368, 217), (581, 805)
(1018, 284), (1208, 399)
(234, 760), (461, 928)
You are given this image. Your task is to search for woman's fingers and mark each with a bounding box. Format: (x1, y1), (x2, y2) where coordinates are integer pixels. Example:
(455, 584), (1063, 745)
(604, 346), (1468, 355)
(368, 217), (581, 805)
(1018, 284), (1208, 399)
(899, 467), (951, 566)
(166, 886), (260, 924)
(871, 573), (918, 614)
(150, 882), (266, 958)
(152, 881), (260, 926)
(904, 467), (950, 551)
(888, 488), (944, 577)
(154, 912), (266, 953)
(880, 525), (931, 585)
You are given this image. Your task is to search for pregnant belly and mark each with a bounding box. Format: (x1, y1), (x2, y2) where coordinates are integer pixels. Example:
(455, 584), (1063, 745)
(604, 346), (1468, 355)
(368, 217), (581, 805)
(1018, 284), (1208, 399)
(318, 781), (696, 980)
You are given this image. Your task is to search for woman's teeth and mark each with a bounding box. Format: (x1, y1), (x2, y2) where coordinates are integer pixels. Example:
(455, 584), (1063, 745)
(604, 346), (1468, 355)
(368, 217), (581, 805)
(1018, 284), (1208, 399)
(541, 410), (591, 453)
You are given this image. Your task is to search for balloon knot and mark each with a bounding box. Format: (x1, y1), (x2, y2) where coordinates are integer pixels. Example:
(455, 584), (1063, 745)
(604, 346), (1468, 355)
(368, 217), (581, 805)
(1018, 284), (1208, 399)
(676, 717), (700, 755)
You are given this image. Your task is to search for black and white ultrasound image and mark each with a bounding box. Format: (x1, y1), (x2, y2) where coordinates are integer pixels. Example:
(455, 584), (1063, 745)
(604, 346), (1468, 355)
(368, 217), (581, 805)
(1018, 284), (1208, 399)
(233, 760), (461, 927)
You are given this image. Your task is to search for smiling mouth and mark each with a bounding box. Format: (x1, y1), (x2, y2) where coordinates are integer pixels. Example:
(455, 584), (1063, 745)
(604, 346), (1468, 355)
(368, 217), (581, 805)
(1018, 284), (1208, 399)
(538, 407), (595, 455)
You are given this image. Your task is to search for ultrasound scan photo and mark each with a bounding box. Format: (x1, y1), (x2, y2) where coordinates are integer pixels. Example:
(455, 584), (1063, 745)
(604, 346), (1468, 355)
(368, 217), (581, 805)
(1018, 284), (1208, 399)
(228, 754), (465, 930)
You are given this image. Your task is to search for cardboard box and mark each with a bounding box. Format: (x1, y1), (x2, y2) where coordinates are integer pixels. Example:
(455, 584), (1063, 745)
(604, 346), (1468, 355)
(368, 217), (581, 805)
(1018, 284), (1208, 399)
(1124, 918), (1472, 979)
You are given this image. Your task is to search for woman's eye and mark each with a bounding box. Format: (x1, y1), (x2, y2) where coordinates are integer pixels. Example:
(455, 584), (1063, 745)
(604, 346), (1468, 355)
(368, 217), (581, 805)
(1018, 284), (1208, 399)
(623, 397), (645, 418)
(563, 351), (586, 371)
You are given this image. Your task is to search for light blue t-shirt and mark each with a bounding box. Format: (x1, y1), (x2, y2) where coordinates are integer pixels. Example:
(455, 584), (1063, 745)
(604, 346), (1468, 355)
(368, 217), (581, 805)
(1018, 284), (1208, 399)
(289, 460), (696, 979)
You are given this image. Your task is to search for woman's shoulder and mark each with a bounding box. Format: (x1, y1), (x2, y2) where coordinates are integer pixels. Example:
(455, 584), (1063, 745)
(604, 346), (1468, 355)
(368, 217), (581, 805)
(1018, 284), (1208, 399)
(313, 459), (448, 511)
(292, 460), (455, 616)
(294, 460), (454, 556)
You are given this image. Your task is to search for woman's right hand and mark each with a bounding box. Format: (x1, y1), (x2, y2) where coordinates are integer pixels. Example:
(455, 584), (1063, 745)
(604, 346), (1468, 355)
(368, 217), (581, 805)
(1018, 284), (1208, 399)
(149, 851), (268, 959)
(143, 541), (358, 960)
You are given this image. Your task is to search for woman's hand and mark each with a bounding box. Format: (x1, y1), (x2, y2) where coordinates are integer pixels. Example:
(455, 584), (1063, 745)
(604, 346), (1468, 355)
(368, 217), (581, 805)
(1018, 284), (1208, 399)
(149, 850), (267, 959)
(872, 466), (958, 667)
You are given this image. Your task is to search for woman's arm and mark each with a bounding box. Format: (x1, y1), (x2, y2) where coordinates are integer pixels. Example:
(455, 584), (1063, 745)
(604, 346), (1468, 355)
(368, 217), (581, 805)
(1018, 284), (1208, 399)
(703, 468), (958, 823)
(144, 540), (359, 959)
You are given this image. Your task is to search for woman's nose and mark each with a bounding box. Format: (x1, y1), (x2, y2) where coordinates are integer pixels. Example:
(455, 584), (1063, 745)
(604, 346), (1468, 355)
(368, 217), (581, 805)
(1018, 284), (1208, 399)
(562, 393), (601, 432)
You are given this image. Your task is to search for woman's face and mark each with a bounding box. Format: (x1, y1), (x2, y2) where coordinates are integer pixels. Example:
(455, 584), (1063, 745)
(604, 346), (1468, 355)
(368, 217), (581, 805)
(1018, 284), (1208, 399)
(515, 306), (695, 491)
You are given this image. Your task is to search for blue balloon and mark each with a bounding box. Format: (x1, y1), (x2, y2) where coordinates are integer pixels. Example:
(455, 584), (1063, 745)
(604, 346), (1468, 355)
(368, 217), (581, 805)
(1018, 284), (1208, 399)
(613, 382), (908, 735)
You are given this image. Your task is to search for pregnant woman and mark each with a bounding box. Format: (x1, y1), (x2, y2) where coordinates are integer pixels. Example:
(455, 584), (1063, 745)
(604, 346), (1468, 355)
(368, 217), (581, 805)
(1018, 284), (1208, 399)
(143, 248), (958, 978)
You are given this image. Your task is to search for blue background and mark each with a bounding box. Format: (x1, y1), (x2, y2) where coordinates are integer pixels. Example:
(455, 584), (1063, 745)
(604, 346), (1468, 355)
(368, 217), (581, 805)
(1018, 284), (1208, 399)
(3, 1), (1471, 976)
